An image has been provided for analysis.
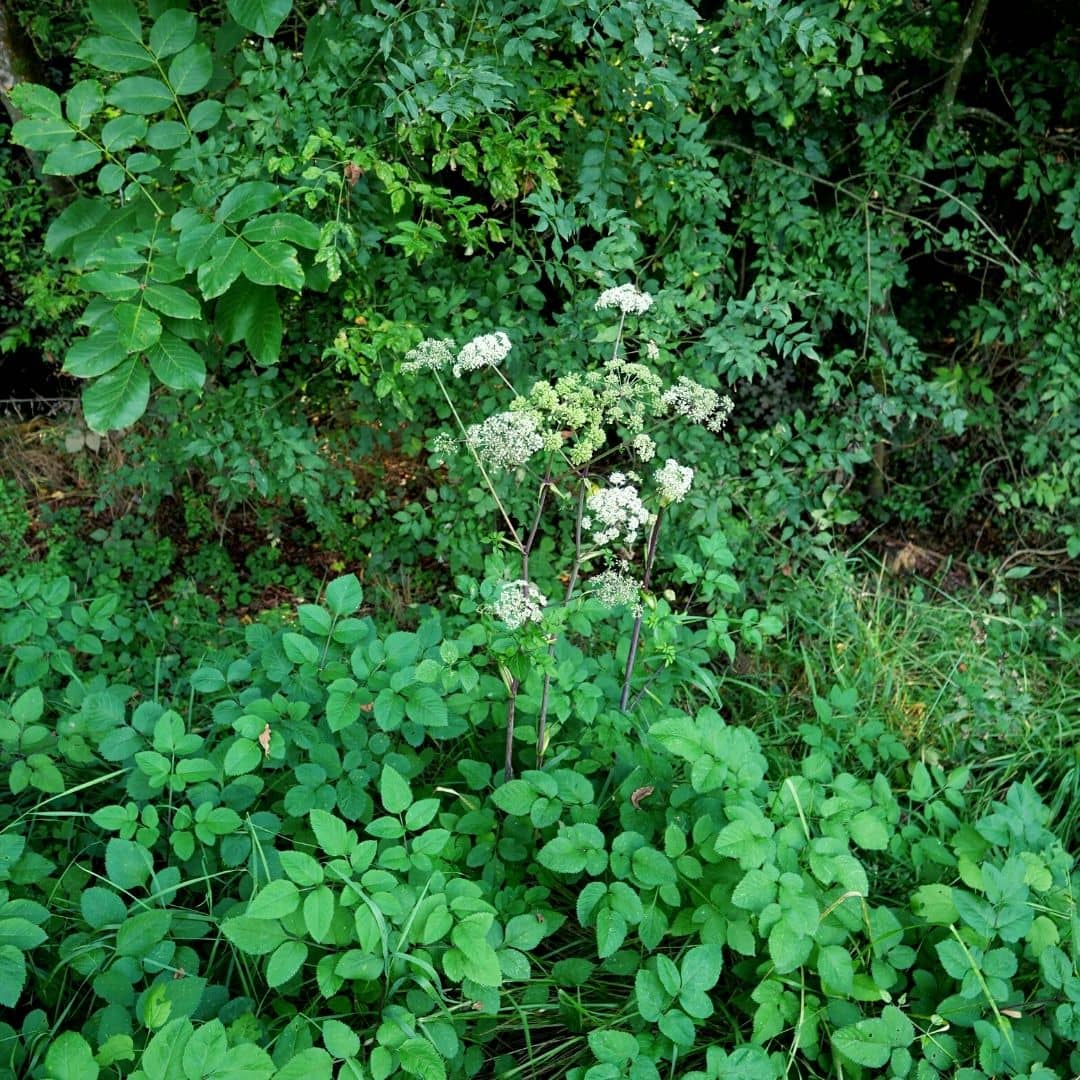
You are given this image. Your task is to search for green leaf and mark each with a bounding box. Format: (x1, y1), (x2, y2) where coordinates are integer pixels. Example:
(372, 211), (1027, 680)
(818, 944), (854, 994)
(106, 75), (175, 114)
(147, 333), (206, 391)
(10, 82), (62, 117)
(491, 780), (534, 816)
(149, 8), (197, 56)
(247, 879), (299, 919)
(537, 824), (607, 875)
(223, 737), (261, 776)
(380, 764), (412, 814)
(214, 278), (282, 364)
(503, 913), (545, 952)
(113, 301), (162, 352)
(304, 887), (335, 942)
(90, 0), (143, 42)
(631, 846), (676, 887)
(12, 687), (44, 724)
(266, 939), (307, 987)
(45, 1031), (99, 1080)
(116, 909), (172, 957)
(12, 115), (73, 151)
(322, 1018), (360, 1059)
(243, 213), (322, 249)
(283, 632), (320, 664)
(0, 945), (26, 1008)
(398, 1038), (446, 1080)
(83, 358), (150, 431)
(217, 181), (281, 223)
(181, 1019), (227, 1078)
(310, 809), (349, 857)
(66, 80), (104, 127)
(142, 282), (201, 319)
(146, 120), (188, 149)
(325, 574), (363, 616)
(242, 242), (304, 291)
(188, 99), (223, 132)
(406, 686), (447, 728)
(595, 906), (626, 958)
(77, 35), (153, 72)
(81, 887), (127, 929)
(221, 915), (286, 956)
(680, 944), (722, 993)
(850, 810), (889, 851)
(101, 114), (148, 150)
(588, 1030), (639, 1066)
(227, 0), (293, 37)
(81, 271), (140, 299)
(273, 1048), (334, 1080)
(168, 43), (212, 95)
(43, 140), (102, 177)
(197, 236), (246, 300)
(768, 920), (812, 974)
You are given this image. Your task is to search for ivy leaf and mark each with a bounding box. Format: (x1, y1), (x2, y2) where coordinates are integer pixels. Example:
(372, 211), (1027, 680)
(227, 0), (293, 37)
(83, 357), (150, 432)
(147, 333), (206, 391)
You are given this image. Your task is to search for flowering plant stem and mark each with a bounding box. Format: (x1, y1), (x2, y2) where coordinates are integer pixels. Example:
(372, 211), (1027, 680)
(620, 505), (665, 711)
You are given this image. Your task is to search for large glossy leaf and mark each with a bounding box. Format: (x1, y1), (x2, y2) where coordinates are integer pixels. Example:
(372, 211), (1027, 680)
(227, 0), (292, 37)
(242, 212), (322, 249)
(168, 43), (212, 95)
(215, 279), (282, 364)
(216, 182), (281, 223)
(83, 357), (150, 432)
(142, 282), (201, 319)
(147, 333), (206, 391)
(148, 9), (197, 56)
(106, 76), (174, 115)
(242, 242), (304, 291)
(113, 302), (162, 352)
(89, 0), (143, 42)
(197, 236), (246, 299)
(76, 35), (153, 73)
(43, 141), (102, 177)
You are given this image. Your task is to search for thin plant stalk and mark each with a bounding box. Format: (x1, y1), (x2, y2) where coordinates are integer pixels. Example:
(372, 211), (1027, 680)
(620, 506), (665, 711)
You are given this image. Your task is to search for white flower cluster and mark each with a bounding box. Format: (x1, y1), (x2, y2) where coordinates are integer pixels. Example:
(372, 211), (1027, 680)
(594, 284), (654, 316)
(492, 579), (547, 630)
(454, 332), (512, 377)
(431, 432), (458, 457)
(631, 433), (656, 461)
(654, 458), (694, 503)
(583, 476), (652, 547)
(402, 338), (455, 374)
(645, 340), (660, 360)
(592, 566), (643, 614)
(661, 377), (735, 432)
(464, 410), (543, 470)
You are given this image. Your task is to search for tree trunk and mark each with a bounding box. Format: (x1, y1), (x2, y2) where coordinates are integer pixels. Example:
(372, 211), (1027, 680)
(0, 1), (73, 199)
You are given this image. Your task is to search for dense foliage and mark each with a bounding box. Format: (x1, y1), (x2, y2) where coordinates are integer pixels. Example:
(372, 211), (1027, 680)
(1, 0), (1079, 1077)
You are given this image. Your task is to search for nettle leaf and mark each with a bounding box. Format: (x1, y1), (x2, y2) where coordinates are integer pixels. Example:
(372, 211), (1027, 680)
(181, 1019), (227, 1077)
(83, 357), (150, 432)
(849, 810), (890, 851)
(227, 0), (293, 38)
(398, 1038), (446, 1080)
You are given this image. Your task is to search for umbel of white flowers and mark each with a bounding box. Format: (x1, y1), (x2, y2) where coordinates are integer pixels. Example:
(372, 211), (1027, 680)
(492, 579), (547, 630)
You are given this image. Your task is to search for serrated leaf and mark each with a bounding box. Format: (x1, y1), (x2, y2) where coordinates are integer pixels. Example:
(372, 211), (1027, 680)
(247, 879), (299, 919)
(0, 945), (26, 1008)
(83, 357), (150, 432)
(45, 1031), (99, 1080)
(406, 686), (447, 728)
(142, 282), (201, 319)
(221, 915), (286, 955)
(116, 909), (171, 957)
(398, 1037), (446, 1080)
(850, 810), (889, 851)
(310, 809), (349, 857)
(168, 43), (212, 95)
(768, 920), (812, 974)
(304, 886), (335, 942)
(380, 764), (412, 814)
(227, 0), (293, 37)
(595, 906), (626, 958)
(266, 939), (307, 987)
(243, 212), (322, 248)
(10, 82), (62, 117)
(491, 780), (534, 816)
(106, 75), (174, 114)
(223, 737), (261, 776)
(147, 333), (206, 391)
